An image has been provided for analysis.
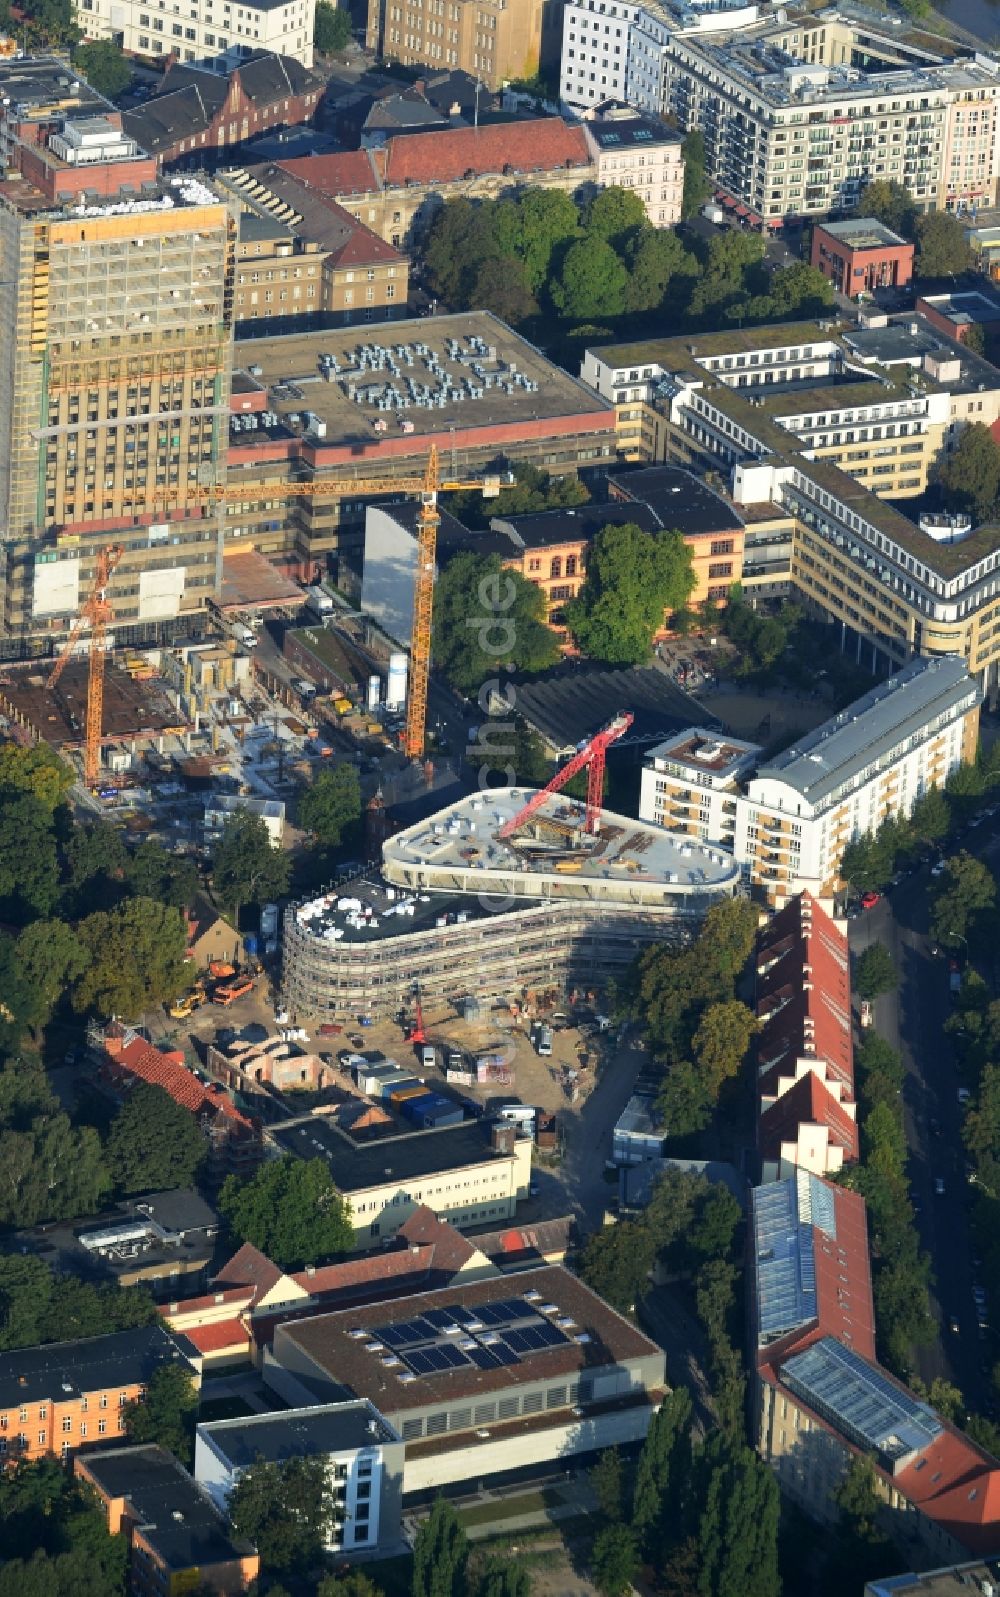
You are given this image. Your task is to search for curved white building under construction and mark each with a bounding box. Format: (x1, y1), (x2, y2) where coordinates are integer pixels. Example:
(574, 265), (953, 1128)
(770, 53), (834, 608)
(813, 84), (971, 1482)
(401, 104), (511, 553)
(282, 787), (739, 1018)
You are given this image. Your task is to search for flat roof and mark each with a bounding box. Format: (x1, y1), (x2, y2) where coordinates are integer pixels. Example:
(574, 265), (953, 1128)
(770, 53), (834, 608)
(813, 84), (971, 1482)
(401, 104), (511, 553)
(77, 1445), (252, 1572)
(291, 874), (510, 945)
(817, 218), (911, 250)
(492, 501), (662, 549)
(649, 727), (761, 774)
(275, 1264), (661, 1413)
(269, 1115), (514, 1192)
(0, 1324), (194, 1410)
(218, 550), (306, 610)
(866, 1562), (1000, 1597)
(0, 55), (111, 116)
(608, 465), (745, 537)
(754, 656), (978, 808)
(383, 788), (737, 891)
(198, 1401), (397, 1467)
(230, 313), (611, 450)
(917, 290), (1000, 326)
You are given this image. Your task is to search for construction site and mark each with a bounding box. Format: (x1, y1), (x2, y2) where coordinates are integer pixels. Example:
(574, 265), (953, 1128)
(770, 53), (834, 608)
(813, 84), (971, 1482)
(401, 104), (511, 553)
(282, 717), (740, 1019)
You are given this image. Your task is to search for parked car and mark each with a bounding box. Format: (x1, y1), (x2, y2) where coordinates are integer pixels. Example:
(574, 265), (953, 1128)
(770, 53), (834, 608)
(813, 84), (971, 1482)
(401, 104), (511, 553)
(860, 890), (881, 909)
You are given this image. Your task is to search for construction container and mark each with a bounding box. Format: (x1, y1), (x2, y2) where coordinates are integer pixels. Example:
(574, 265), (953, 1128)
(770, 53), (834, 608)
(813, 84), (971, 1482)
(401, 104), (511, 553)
(399, 1088), (434, 1120)
(410, 1094), (463, 1129)
(390, 1084), (428, 1107)
(372, 1071), (420, 1100)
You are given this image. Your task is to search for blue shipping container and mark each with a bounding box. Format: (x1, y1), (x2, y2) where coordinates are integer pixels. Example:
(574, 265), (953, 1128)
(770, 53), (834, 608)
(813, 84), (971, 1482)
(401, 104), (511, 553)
(244, 934), (258, 958)
(400, 1089), (434, 1121)
(420, 1104), (464, 1129)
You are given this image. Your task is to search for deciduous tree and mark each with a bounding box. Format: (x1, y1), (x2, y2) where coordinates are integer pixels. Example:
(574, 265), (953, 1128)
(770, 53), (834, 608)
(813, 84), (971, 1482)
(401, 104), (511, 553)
(695, 1436), (781, 1597)
(915, 210), (974, 278)
(591, 1524), (639, 1597)
(122, 1362), (199, 1465)
(0, 742), (73, 810)
(106, 1082), (206, 1194)
(935, 422), (1000, 522)
(211, 810), (290, 926)
(565, 522), (695, 664)
(585, 186), (647, 248)
(551, 237), (628, 321)
(412, 1497), (468, 1597)
(577, 1218), (656, 1312)
(854, 942), (898, 1001)
(930, 851), (996, 951)
(229, 1454), (335, 1579)
(73, 897), (189, 1018)
(631, 1387), (693, 1559)
(681, 130), (712, 219)
(431, 551), (559, 693)
(73, 39), (130, 97)
(299, 764), (362, 849)
(12, 918), (88, 1033)
(691, 999), (759, 1091)
(855, 179), (916, 238)
(314, 0), (352, 51)
(219, 1156), (353, 1268)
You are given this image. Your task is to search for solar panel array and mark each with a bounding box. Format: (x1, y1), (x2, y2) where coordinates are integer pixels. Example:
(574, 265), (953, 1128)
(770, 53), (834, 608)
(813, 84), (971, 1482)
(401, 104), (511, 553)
(359, 1296), (574, 1381)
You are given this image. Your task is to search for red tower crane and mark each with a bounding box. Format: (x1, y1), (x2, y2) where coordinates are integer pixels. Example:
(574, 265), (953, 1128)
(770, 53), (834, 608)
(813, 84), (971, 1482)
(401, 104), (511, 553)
(498, 712), (634, 839)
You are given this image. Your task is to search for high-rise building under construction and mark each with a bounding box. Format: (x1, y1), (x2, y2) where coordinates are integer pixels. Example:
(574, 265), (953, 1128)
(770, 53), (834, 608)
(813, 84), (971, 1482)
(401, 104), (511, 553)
(0, 58), (235, 650)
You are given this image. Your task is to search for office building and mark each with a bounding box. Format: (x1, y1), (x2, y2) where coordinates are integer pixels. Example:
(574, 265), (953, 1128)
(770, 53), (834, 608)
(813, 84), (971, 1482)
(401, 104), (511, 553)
(224, 313), (614, 589)
(366, 0), (563, 90)
(231, 204), (408, 332)
(639, 727), (760, 852)
(268, 1264), (667, 1494)
(15, 1188), (220, 1299)
(810, 219), (915, 299)
(580, 317), (1000, 693)
(77, 0), (317, 68)
(559, 2), (1000, 222)
(0, 57), (235, 647)
(76, 1444), (260, 1595)
(755, 893), (857, 1181)
(735, 657), (979, 901)
(196, 1402), (405, 1555)
(0, 1324), (199, 1464)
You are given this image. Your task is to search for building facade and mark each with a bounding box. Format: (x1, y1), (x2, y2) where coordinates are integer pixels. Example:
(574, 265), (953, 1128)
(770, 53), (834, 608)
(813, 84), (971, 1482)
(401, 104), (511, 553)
(122, 53), (324, 168)
(810, 219), (915, 299)
(0, 1325), (199, 1465)
(0, 58), (235, 649)
(734, 657), (979, 901)
(77, 1444), (260, 1596)
(582, 108), (684, 226)
(559, 2), (1000, 223)
(579, 319), (1000, 696)
(366, 0), (563, 90)
(639, 727), (760, 851)
(77, 0), (317, 68)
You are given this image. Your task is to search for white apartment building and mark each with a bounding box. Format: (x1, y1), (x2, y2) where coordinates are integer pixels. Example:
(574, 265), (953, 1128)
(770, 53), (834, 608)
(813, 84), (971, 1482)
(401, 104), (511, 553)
(639, 726), (760, 848)
(734, 656), (979, 901)
(582, 107), (684, 224)
(76, 0), (316, 69)
(560, 1), (1000, 220)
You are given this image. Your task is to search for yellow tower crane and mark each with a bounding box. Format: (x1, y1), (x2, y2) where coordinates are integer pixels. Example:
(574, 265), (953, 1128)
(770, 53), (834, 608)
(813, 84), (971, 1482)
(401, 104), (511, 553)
(104, 450), (509, 760)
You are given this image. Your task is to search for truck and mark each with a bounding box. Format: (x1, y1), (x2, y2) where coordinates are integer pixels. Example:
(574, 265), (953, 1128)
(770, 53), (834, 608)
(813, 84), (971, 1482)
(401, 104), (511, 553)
(304, 585), (333, 620)
(260, 903), (279, 943)
(294, 678), (318, 706)
(535, 1026), (553, 1058)
(213, 976), (255, 1006)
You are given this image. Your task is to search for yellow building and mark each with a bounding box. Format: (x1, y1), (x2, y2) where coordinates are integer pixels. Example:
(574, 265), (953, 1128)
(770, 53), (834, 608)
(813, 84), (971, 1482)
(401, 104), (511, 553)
(367, 0), (564, 89)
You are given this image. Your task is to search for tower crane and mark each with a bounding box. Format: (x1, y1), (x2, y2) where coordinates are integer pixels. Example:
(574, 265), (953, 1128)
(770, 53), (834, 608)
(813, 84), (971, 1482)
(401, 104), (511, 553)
(47, 542), (123, 790)
(499, 712), (634, 839)
(109, 448), (509, 761)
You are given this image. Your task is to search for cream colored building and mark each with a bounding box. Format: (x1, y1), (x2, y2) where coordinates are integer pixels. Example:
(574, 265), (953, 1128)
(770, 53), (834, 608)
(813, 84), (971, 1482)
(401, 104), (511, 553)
(733, 657), (980, 902)
(639, 727), (760, 849)
(582, 108), (684, 226)
(77, 0), (316, 68)
(580, 318), (1000, 697)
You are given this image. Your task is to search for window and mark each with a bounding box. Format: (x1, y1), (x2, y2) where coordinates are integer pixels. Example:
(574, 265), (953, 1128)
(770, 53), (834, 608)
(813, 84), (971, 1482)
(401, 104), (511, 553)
(708, 561), (733, 579)
(710, 538), (734, 556)
(62, 1416), (72, 1433)
(549, 557), (562, 578)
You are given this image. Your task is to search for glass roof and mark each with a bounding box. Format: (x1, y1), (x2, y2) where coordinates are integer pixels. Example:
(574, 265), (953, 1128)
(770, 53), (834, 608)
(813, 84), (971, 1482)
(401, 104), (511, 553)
(753, 1171), (836, 1344)
(782, 1337), (943, 1465)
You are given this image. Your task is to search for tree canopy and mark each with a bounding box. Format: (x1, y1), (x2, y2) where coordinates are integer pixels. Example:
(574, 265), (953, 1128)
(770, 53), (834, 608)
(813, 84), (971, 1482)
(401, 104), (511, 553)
(299, 764), (362, 849)
(105, 1083), (206, 1194)
(565, 522), (695, 665)
(122, 1362), (199, 1466)
(314, 0), (352, 50)
(218, 1156), (353, 1268)
(854, 943), (898, 1002)
(855, 179), (917, 238)
(0, 1057), (109, 1226)
(914, 210), (974, 278)
(930, 852), (996, 952)
(212, 809), (290, 925)
(228, 1454), (335, 1580)
(446, 458), (588, 529)
(935, 423), (1000, 523)
(73, 897), (189, 1019)
(73, 39), (130, 98)
(431, 551), (559, 693)
(0, 1458), (128, 1597)
(0, 1253), (155, 1351)
(412, 1498), (468, 1597)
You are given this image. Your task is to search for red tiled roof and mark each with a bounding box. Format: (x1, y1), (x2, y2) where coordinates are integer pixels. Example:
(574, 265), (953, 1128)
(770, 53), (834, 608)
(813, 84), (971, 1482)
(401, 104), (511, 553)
(756, 893), (853, 1096)
(183, 1318), (251, 1355)
(895, 1427), (1000, 1553)
(380, 118), (591, 186)
(321, 200), (405, 268)
(214, 1242), (290, 1304)
(759, 1071), (859, 1165)
(289, 1239), (437, 1297)
(158, 1285), (253, 1316)
(810, 1183), (875, 1361)
(103, 1028), (254, 1132)
(276, 149), (379, 197)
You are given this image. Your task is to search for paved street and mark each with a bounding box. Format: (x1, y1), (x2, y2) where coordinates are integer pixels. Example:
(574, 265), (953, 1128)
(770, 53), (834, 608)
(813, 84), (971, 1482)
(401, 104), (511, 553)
(853, 865), (987, 1410)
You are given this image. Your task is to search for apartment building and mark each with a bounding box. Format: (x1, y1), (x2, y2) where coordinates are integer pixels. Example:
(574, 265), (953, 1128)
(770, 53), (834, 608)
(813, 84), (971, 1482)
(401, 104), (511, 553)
(580, 318), (1000, 694)
(366, 0), (563, 90)
(738, 657), (979, 901)
(581, 106), (684, 225)
(639, 726), (759, 851)
(121, 52), (324, 169)
(77, 0), (316, 69)
(0, 57), (235, 648)
(559, 1), (1000, 222)
(77, 1445), (259, 1595)
(0, 1325), (199, 1465)
(755, 893), (857, 1180)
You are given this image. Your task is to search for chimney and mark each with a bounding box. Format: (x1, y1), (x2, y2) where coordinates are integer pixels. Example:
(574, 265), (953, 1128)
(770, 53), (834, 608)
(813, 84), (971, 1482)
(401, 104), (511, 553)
(491, 1122), (516, 1155)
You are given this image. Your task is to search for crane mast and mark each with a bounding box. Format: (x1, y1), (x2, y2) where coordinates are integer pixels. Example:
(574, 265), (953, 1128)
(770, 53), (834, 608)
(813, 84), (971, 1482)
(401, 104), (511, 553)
(47, 542), (123, 790)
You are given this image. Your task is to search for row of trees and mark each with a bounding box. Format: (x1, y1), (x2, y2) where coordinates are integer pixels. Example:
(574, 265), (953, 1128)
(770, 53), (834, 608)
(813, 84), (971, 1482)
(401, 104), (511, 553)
(857, 180), (975, 279)
(589, 1399), (780, 1597)
(423, 186), (834, 339)
(622, 897), (760, 1137)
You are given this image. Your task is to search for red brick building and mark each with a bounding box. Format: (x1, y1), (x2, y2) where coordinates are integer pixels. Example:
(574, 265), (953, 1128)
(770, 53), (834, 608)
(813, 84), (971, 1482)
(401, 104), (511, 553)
(811, 218), (914, 298)
(122, 53), (324, 169)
